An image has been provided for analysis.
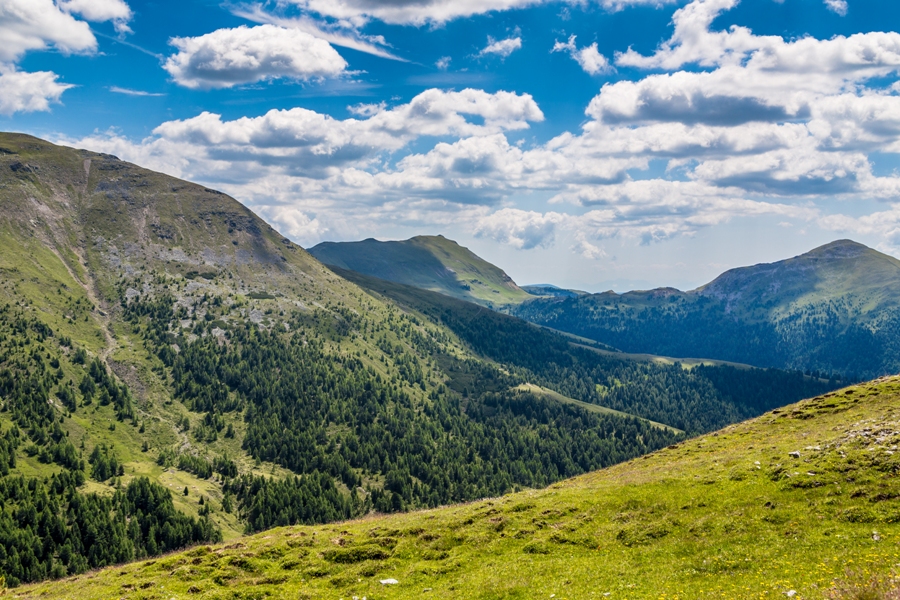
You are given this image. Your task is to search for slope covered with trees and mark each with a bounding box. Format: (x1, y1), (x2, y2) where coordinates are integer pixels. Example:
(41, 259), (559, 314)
(22, 375), (900, 600)
(512, 240), (900, 379)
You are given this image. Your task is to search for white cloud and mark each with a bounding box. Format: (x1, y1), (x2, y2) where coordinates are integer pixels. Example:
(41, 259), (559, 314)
(163, 25), (348, 90)
(152, 88), (542, 154)
(478, 37), (523, 59)
(232, 5), (406, 61)
(436, 56), (451, 70)
(257, 206), (327, 240)
(0, 0), (98, 63)
(819, 205), (900, 254)
(597, 0), (679, 10)
(0, 69), (73, 116)
(552, 35), (614, 75)
(277, 0), (543, 26)
(572, 232), (607, 259)
(0, 0), (132, 114)
(475, 208), (564, 249)
(59, 0), (132, 34)
(616, 0), (898, 75)
(824, 0), (848, 16)
(109, 86), (164, 97)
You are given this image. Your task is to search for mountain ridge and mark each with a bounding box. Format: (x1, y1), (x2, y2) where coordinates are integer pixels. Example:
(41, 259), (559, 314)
(308, 235), (532, 307)
(512, 239), (900, 378)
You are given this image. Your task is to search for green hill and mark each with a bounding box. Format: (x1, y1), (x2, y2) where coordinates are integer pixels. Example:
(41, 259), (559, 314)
(308, 235), (532, 307)
(20, 375), (900, 599)
(512, 240), (900, 379)
(0, 132), (842, 589)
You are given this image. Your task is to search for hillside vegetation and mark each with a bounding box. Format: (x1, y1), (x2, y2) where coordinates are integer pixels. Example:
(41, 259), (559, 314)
(309, 235), (532, 307)
(19, 376), (900, 599)
(0, 132), (841, 587)
(512, 240), (900, 379)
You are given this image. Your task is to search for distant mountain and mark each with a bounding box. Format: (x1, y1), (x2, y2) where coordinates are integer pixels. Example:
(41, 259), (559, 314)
(512, 240), (900, 379)
(522, 284), (588, 298)
(309, 235), (532, 306)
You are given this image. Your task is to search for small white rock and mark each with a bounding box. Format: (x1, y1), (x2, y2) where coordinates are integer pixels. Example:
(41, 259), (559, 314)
(786, 590), (797, 597)
(380, 578), (399, 585)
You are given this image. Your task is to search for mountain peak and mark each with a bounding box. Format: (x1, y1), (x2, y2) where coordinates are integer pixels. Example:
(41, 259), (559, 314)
(803, 239), (870, 259)
(309, 235), (530, 306)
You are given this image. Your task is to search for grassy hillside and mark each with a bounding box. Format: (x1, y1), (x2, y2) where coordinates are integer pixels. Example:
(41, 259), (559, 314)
(309, 235), (532, 307)
(512, 240), (900, 379)
(20, 375), (900, 599)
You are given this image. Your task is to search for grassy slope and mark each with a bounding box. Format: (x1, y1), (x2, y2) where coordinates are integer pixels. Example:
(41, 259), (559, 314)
(21, 376), (900, 599)
(309, 235), (532, 307)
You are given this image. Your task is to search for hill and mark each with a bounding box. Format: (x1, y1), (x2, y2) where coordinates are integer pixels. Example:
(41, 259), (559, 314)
(0, 132), (841, 587)
(308, 235), (532, 306)
(20, 375), (900, 599)
(512, 240), (900, 379)
(521, 284), (587, 298)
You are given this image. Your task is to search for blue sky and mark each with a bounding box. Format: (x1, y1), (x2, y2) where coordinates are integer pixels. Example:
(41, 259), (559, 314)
(3, 0), (900, 291)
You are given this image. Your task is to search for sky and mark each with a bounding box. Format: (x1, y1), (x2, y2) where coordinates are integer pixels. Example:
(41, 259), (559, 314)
(3, 0), (900, 291)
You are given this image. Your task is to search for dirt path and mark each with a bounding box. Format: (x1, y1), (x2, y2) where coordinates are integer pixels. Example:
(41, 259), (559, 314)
(50, 246), (118, 361)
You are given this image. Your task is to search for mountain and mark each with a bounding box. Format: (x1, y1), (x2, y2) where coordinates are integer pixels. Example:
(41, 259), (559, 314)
(308, 235), (532, 306)
(521, 283), (588, 298)
(512, 239), (900, 379)
(21, 375), (900, 599)
(0, 132), (840, 588)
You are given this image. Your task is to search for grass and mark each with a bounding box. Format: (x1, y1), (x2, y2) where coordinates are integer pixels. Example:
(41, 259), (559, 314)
(17, 376), (900, 599)
(514, 383), (683, 433)
(309, 235), (533, 307)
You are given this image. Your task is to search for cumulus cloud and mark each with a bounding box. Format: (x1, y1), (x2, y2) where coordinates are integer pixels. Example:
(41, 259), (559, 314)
(163, 25), (348, 90)
(0, 0), (132, 114)
(475, 208), (564, 249)
(819, 205), (900, 254)
(59, 0), (132, 34)
(824, 0), (848, 16)
(552, 35), (614, 75)
(0, 0), (98, 63)
(478, 37), (523, 59)
(257, 206), (327, 240)
(572, 232), (607, 259)
(0, 69), (73, 115)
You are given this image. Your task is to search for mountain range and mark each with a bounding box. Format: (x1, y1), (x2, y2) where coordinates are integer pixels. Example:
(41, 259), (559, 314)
(316, 233), (900, 379)
(0, 132), (839, 587)
(512, 239), (900, 379)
